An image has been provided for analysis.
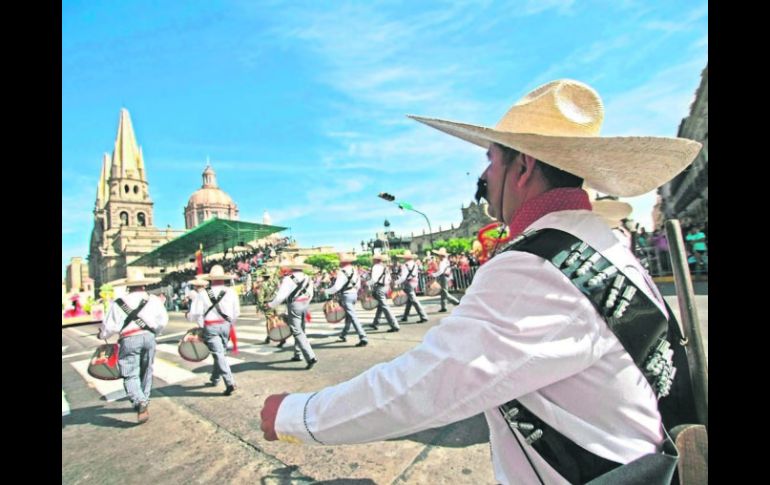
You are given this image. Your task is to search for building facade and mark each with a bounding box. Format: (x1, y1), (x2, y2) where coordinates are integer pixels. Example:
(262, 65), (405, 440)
(655, 64), (708, 230)
(88, 109), (183, 288)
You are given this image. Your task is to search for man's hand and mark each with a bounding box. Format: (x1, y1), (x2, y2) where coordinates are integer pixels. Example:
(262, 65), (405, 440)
(261, 393), (289, 441)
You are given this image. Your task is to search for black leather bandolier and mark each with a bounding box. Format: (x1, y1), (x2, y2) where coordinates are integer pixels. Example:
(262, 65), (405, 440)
(114, 298), (155, 334)
(339, 268), (357, 293)
(497, 229), (697, 485)
(204, 289), (231, 322)
(287, 274), (311, 303)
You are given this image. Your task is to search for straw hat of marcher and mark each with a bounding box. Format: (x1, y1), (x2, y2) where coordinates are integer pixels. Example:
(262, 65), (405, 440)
(188, 278), (208, 287)
(432, 248), (449, 257)
(409, 79), (702, 197)
(585, 187), (633, 228)
(372, 253), (390, 261)
(278, 259), (312, 271)
(339, 253), (357, 264)
(396, 250), (416, 260)
(200, 264), (236, 281)
(125, 268), (161, 287)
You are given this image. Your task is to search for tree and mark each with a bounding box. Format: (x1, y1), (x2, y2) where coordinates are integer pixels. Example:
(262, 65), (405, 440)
(304, 254), (340, 272)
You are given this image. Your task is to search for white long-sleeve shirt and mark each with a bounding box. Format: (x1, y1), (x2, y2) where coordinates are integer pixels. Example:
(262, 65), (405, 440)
(395, 261), (419, 286)
(273, 210), (667, 484)
(99, 291), (168, 339)
(369, 263), (391, 288)
(187, 284), (241, 327)
(431, 257), (452, 278)
(268, 271), (314, 307)
(325, 266), (359, 295)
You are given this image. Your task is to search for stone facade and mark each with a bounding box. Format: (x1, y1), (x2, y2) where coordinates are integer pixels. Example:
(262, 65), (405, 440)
(655, 64), (708, 229)
(88, 109), (183, 288)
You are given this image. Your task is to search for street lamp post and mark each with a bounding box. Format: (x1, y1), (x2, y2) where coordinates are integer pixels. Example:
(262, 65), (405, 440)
(377, 193), (433, 248)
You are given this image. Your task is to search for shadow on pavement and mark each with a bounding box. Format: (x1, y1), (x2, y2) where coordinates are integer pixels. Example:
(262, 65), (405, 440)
(62, 404), (138, 430)
(394, 413), (489, 448)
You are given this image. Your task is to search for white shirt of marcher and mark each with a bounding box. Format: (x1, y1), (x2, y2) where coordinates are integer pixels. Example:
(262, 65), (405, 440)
(369, 263), (391, 288)
(431, 257), (452, 278)
(325, 266), (359, 295)
(395, 261), (419, 285)
(268, 271), (315, 307)
(99, 291), (168, 339)
(187, 284), (241, 327)
(273, 210), (668, 485)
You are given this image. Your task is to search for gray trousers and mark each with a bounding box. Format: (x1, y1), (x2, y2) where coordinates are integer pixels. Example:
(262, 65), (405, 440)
(203, 322), (236, 386)
(288, 300), (316, 361)
(401, 281), (427, 319)
(438, 275), (460, 310)
(372, 285), (399, 329)
(118, 332), (156, 407)
(340, 292), (367, 340)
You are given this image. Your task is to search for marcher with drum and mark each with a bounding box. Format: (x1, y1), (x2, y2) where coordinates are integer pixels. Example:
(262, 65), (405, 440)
(187, 265), (240, 395)
(98, 269), (168, 424)
(324, 254), (368, 347)
(368, 253), (399, 332)
(395, 250), (428, 324)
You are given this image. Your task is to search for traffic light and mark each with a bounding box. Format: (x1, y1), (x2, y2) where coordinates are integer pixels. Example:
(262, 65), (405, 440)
(378, 192), (396, 201)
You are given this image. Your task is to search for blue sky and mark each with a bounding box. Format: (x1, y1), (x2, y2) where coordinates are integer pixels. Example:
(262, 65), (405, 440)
(62, 0), (708, 277)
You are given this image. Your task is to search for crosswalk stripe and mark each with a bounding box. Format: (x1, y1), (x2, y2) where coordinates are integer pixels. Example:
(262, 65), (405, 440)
(151, 356), (202, 384)
(70, 360), (126, 401)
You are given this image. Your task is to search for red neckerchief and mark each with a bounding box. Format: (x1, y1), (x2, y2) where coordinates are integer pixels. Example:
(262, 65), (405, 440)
(507, 187), (592, 237)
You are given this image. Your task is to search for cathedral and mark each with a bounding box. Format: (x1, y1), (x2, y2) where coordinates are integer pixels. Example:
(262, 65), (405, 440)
(88, 109), (183, 288)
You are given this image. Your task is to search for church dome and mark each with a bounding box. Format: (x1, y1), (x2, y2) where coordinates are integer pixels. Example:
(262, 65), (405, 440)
(187, 187), (235, 207)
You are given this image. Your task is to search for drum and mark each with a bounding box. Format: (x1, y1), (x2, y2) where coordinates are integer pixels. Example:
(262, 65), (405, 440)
(426, 280), (442, 297)
(391, 290), (408, 306)
(267, 313), (292, 341)
(178, 327), (211, 362)
(323, 300), (346, 323)
(87, 343), (121, 380)
(359, 289), (378, 310)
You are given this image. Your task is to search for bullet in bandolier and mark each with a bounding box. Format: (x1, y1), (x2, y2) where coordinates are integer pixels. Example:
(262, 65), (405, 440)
(510, 421), (536, 432)
(576, 252), (602, 277)
(612, 286), (637, 318)
(562, 242), (589, 268)
(587, 265), (618, 287)
(525, 429), (544, 445)
(502, 406), (520, 421)
(604, 274), (626, 309)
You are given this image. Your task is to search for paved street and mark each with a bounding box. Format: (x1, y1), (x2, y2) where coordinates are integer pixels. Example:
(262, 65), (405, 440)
(62, 291), (708, 484)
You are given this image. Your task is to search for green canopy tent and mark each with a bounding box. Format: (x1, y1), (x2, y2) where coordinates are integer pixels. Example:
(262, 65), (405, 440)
(128, 217), (288, 268)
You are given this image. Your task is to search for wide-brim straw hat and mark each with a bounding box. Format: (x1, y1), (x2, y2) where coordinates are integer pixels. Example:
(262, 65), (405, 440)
(396, 250), (416, 259)
(188, 278), (209, 287)
(201, 264), (236, 281)
(409, 79), (702, 197)
(593, 199), (633, 227)
(125, 268), (161, 287)
(372, 253), (390, 261)
(278, 260), (312, 271)
(432, 248), (449, 257)
(339, 253), (357, 263)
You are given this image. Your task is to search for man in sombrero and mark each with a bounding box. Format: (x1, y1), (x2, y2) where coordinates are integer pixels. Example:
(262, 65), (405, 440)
(260, 79), (701, 484)
(394, 250), (429, 323)
(430, 247), (461, 312)
(187, 264), (241, 395)
(99, 269), (168, 423)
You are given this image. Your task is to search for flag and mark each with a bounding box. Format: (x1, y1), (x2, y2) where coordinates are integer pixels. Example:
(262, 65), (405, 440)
(195, 244), (203, 275)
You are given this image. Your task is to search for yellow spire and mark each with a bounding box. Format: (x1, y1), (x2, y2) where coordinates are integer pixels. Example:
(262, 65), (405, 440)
(96, 153), (109, 208)
(110, 108), (146, 181)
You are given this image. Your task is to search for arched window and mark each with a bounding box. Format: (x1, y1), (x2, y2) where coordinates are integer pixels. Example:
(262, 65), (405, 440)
(137, 212), (146, 227)
(119, 211), (129, 226)
(133, 185), (139, 194)
(124, 185), (129, 193)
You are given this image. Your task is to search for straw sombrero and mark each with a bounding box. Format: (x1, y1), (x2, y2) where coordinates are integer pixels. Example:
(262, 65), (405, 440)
(396, 250), (416, 259)
(278, 260), (312, 271)
(585, 187), (633, 228)
(188, 278), (208, 287)
(339, 253), (356, 264)
(372, 253), (389, 261)
(432, 248), (449, 257)
(409, 79), (702, 197)
(125, 268), (161, 287)
(200, 264), (236, 281)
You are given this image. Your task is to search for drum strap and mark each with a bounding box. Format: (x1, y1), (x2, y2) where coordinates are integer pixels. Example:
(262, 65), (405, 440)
(115, 298), (154, 334)
(495, 229), (685, 484)
(288, 274), (311, 303)
(340, 268), (357, 292)
(374, 265), (388, 287)
(204, 289), (231, 322)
